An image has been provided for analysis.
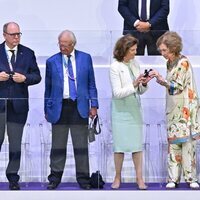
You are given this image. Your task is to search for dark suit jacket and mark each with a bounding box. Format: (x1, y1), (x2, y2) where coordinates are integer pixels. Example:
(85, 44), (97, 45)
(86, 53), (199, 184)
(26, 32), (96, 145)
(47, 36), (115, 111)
(44, 50), (99, 124)
(118, 0), (169, 37)
(0, 42), (41, 113)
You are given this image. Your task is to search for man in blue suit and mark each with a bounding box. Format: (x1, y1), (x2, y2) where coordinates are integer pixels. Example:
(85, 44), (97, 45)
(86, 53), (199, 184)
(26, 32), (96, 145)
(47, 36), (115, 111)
(44, 30), (98, 190)
(118, 0), (169, 55)
(0, 22), (41, 190)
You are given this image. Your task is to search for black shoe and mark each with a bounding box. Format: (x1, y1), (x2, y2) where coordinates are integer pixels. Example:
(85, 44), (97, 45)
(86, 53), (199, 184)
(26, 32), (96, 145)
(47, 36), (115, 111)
(79, 183), (91, 190)
(47, 181), (60, 190)
(9, 182), (20, 190)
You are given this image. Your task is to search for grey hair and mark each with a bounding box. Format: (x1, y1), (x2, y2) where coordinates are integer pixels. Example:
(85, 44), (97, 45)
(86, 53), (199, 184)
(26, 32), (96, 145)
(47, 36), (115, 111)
(58, 30), (77, 45)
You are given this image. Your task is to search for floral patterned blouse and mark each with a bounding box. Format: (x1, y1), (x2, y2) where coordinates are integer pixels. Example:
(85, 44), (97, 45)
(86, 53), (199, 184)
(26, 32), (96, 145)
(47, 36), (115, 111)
(166, 55), (200, 144)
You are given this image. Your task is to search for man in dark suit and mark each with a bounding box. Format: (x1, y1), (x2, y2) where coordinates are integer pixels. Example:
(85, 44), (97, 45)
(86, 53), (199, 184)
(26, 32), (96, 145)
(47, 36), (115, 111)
(44, 30), (98, 190)
(118, 0), (169, 55)
(0, 22), (41, 190)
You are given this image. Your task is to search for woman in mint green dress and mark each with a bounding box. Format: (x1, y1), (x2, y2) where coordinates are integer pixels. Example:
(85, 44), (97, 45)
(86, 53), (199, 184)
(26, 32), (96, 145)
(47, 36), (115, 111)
(109, 34), (153, 190)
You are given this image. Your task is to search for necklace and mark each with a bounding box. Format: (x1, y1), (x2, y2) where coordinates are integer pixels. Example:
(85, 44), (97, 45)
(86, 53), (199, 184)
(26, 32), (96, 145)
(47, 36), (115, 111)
(167, 55), (182, 71)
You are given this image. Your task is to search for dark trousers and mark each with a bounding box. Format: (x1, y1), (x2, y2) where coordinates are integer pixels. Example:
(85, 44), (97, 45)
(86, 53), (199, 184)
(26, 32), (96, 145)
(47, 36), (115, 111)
(132, 31), (160, 55)
(48, 99), (90, 185)
(0, 100), (27, 182)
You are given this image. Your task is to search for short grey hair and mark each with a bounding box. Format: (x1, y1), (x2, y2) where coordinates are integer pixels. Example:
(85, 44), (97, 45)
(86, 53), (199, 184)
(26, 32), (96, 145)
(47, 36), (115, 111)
(58, 30), (77, 45)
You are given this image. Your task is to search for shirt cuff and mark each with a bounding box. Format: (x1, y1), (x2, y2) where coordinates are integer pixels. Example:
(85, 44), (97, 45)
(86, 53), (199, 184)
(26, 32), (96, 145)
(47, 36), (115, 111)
(134, 20), (140, 27)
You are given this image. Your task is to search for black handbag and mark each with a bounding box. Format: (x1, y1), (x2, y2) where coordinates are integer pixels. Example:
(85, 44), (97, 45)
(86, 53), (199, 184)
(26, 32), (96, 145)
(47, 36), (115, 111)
(88, 114), (101, 143)
(90, 170), (105, 189)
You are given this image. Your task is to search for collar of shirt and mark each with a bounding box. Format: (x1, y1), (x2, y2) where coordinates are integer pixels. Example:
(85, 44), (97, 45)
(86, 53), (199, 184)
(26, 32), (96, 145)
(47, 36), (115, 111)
(138, 0), (150, 20)
(63, 50), (75, 63)
(62, 50), (77, 99)
(5, 43), (18, 59)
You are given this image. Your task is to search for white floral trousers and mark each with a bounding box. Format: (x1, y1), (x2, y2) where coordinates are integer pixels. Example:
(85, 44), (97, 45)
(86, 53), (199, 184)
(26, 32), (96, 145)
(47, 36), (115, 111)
(167, 139), (197, 183)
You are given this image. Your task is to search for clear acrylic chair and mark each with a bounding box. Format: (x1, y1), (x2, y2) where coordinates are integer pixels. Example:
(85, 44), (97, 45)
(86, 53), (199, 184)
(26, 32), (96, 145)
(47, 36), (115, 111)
(102, 123), (150, 184)
(157, 123), (168, 187)
(0, 123), (31, 186)
(39, 120), (104, 187)
(195, 140), (200, 182)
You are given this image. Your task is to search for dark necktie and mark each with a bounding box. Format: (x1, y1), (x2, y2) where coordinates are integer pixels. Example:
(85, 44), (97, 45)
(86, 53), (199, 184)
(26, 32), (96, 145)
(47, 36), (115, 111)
(9, 50), (15, 70)
(67, 55), (77, 101)
(141, 0), (147, 21)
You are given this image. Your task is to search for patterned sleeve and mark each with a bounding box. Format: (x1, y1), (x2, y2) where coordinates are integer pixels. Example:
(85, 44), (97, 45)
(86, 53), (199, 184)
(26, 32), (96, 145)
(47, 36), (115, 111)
(169, 58), (190, 95)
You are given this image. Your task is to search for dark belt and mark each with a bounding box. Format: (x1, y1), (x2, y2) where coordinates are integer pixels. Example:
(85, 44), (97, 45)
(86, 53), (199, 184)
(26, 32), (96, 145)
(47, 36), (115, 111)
(62, 98), (77, 104)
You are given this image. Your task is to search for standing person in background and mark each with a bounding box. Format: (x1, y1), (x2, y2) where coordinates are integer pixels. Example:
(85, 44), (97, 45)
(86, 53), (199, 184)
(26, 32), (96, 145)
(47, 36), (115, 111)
(154, 31), (200, 189)
(118, 0), (169, 55)
(109, 34), (154, 190)
(44, 30), (98, 190)
(0, 22), (41, 190)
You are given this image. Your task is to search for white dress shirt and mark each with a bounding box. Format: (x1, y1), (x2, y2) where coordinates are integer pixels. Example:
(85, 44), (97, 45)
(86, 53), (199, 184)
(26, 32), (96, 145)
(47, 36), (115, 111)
(5, 44), (17, 71)
(63, 50), (77, 99)
(134, 0), (151, 27)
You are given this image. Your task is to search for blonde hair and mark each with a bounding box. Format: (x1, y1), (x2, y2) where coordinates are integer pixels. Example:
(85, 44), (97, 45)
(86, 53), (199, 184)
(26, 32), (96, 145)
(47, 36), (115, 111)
(156, 31), (182, 56)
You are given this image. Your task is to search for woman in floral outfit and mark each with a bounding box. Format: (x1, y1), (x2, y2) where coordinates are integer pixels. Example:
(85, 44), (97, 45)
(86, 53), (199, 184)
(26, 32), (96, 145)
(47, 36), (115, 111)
(154, 31), (200, 189)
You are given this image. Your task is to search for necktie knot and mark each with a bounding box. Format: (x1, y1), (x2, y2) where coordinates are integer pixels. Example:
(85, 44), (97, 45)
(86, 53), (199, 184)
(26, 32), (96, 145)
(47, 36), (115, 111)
(9, 49), (15, 54)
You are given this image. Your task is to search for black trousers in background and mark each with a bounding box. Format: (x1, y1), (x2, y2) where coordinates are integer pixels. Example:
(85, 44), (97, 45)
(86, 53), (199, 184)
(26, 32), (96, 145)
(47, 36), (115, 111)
(0, 100), (27, 182)
(48, 99), (90, 185)
(131, 31), (160, 55)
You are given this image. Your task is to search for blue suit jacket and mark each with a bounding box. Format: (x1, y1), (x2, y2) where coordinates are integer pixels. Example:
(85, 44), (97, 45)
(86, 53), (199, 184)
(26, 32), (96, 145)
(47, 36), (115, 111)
(44, 50), (99, 124)
(0, 42), (41, 113)
(118, 0), (169, 37)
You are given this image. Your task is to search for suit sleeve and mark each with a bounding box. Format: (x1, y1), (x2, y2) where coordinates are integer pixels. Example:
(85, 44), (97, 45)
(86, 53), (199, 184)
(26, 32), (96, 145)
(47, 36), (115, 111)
(118, 0), (138, 26)
(88, 55), (99, 108)
(44, 59), (52, 114)
(24, 50), (41, 86)
(149, 0), (170, 27)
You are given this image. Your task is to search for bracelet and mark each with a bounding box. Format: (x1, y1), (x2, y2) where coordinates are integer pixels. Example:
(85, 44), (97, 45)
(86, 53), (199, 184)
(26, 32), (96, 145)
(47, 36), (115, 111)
(163, 80), (169, 88)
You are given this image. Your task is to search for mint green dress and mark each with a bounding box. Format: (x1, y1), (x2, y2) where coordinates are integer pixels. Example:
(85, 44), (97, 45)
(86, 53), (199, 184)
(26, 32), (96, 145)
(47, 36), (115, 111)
(110, 60), (146, 153)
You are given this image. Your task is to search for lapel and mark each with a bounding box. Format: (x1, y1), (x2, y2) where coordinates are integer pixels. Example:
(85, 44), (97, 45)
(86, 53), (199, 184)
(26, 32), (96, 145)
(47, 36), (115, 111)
(133, 0), (139, 15)
(119, 62), (126, 74)
(15, 44), (24, 71)
(0, 42), (11, 72)
(136, 0), (139, 9)
(150, 0), (156, 14)
(118, 62), (132, 81)
(55, 53), (63, 82)
(74, 50), (80, 83)
(129, 60), (139, 78)
(119, 60), (139, 80)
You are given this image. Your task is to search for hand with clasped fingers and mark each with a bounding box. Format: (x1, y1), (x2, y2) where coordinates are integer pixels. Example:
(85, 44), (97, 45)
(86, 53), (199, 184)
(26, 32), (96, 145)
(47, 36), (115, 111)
(12, 72), (26, 83)
(0, 71), (9, 81)
(135, 21), (151, 33)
